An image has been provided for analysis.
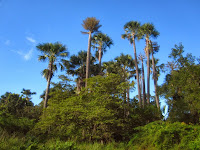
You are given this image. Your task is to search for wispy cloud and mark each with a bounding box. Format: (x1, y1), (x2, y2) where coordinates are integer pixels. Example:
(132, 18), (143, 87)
(24, 49), (33, 60)
(26, 37), (36, 43)
(11, 49), (33, 61)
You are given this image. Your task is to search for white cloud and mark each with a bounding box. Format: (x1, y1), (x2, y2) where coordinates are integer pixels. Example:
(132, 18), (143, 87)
(11, 49), (33, 61)
(5, 40), (10, 45)
(24, 49), (33, 60)
(26, 37), (36, 43)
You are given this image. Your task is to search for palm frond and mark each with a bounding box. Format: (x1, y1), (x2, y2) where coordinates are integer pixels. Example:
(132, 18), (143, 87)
(121, 34), (127, 39)
(81, 31), (89, 34)
(52, 64), (57, 72)
(38, 55), (47, 62)
(41, 69), (49, 81)
(59, 63), (65, 71)
(59, 52), (69, 57)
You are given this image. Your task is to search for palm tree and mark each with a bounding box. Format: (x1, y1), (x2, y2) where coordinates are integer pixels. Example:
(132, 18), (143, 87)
(138, 54), (146, 108)
(37, 42), (68, 108)
(140, 23), (159, 104)
(150, 41), (160, 109)
(81, 17), (102, 87)
(122, 21), (142, 107)
(103, 54), (135, 117)
(104, 54), (135, 104)
(115, 54), (135, 104)
(91, 33), (113, 73)
(64, 50), (97, 93)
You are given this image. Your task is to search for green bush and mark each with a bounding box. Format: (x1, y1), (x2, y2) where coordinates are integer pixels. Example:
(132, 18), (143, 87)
(129, 121), (200, 150)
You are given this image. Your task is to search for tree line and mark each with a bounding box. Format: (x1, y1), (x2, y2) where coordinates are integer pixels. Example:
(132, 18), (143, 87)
(0, 17), (199, 148)
(38, 17), (162, 110)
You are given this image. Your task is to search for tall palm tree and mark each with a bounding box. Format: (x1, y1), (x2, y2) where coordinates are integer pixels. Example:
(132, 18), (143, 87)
(138, 54), (146, 108)
(91, 33), (113, 73)
(140, 23), (159, 104)
(150, 41), (160, 109)
(81, 17), (102, 87)
(37, 42), (68, 108)
(122, 21), (142, 107)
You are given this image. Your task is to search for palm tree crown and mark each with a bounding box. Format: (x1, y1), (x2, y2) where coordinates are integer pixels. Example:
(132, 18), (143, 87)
(92, 33), (113, 53)
(92, 32), (113, 73)
(37, 42), (68, 63)
(82, 17), (102, 33)
(121, 21), (141, 43)
(139, 23), (159, 40)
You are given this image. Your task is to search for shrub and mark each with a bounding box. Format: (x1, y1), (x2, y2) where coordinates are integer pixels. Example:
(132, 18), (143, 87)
(129, 121), (200, 150)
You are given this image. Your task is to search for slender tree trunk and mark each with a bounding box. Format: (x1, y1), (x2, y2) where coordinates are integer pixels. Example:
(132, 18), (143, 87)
(139, 74), (142, 105)
(44, 63), (52, 108)
(132, 36), (142, 107)
(123, 88), (127, 118)
(126, 86), (130, 116)
(76, 78), (81, 94)
(141, 59), (146, 108)
(146, 39), (150, 104)
(98, 47), (102, 73)
(151, 52), (160, 109)
(85, 32), (92, 87)
(127, 86), (130, 105)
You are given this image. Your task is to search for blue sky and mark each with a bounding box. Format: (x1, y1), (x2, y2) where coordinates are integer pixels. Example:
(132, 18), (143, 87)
(0, 0), (199, 106)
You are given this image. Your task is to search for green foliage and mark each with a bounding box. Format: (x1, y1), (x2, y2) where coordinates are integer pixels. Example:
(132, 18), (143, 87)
(0, 134), (78, 150)
(0, 135), (26, 150)
(0, 93), (28, 116)
(129, 121), (200, 150)
(36, 139), (78, 150)
(33, 74), (126, 142)
(0, 112), (35, 133)
(160, 44), (200, 123)
(33, 74), (161, 144)
(77, 142), (131, 150)
(21, 88), (36, 102)
(65, 50), (97, 77)
(0, 92), (41, 135)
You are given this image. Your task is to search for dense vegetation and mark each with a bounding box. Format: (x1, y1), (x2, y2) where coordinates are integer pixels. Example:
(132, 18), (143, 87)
(1, 18), (200, 149)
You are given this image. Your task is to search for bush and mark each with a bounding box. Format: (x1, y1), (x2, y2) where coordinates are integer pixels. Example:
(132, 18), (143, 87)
(129, 121), (200, 150)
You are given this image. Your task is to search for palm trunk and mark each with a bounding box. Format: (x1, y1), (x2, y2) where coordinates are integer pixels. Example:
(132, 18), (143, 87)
(85, 32), (92, 87)
(139, 74), (142, 105)
(151, 52), (160, 109)
(146, 39), (150, 104)
(141, 59), (146, 108)
(44, 63), (52, 108)
(76, 78), (81, 94)
(98, 47), (102, 73)
(132, 36), (142, 107)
